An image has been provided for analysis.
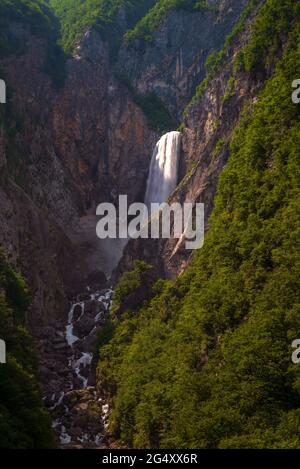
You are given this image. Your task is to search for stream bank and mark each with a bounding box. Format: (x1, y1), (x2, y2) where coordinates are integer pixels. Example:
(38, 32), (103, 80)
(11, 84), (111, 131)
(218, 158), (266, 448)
(41, 288), (113, 448)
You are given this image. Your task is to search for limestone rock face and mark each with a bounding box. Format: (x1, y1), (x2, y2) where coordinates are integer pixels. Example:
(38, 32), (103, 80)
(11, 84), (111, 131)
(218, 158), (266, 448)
(0, 3), (254, 323)
(0, 24), (157, 327)
(116, 0), (249, 120)
(114, 2), (269, 281)
(0, 3), (259, 442)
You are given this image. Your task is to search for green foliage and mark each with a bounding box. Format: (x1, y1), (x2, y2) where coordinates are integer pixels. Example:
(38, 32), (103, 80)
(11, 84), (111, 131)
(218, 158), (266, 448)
(212, 137), (227, 159)
(97, 319), (115, 349)
(0, 0), (55, 40)
(94, 318), (116, 363)
(0, 0), (67, 87)
(117, 73), (176, 131)
(112, 260), (153, 314)
(185, 0), (261, 111)
(97, 5), (300, 448)
(221, 76), (235, 104)
(234, 0), (300, 74)
(177, 122), (186, 132)
(49, 0), (157, 53)
(124, 0), (209, 44)
(0, 250), (55, 448)
(134, 92), (176, 132)
(49, 0), (211, 52)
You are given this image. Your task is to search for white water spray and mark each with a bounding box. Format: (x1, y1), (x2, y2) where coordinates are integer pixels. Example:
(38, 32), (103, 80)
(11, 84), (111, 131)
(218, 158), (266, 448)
(145, 131), (181, 208)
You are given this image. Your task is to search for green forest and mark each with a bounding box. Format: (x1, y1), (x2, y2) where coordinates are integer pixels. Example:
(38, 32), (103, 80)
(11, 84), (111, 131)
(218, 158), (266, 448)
(97, 0), (300, 448)
(49, 0), (157, 51)
(1, 0), (300, 451)
(48, 0), (209, 51)
(124, 0), (210, 43)
(0, 0), (57, 54)
(0, 251), (54, 448)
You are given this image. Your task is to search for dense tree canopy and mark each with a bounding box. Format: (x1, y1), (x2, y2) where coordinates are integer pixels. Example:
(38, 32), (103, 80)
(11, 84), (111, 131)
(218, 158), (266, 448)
(49, 0), (157, 51)
(0, 252), (55, 448)
(97, 0), (300, 448)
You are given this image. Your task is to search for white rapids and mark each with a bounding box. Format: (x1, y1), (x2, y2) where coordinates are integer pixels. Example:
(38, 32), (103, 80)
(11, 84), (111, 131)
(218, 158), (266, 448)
(47, 288), (113, 447)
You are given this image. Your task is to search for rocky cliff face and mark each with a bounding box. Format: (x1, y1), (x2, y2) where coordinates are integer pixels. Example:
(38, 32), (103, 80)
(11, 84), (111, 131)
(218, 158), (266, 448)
(0, 20), (159, 446)
(115, 1), (269, 281)
(116, 0), (249, 120)
(0, 2), (253, 326)
(0, 0), (261, 447)
(0, 22), (157, 329)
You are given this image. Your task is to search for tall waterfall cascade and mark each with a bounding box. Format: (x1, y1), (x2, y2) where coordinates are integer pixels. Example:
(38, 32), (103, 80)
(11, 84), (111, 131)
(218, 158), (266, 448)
(145, 131), (181, 208)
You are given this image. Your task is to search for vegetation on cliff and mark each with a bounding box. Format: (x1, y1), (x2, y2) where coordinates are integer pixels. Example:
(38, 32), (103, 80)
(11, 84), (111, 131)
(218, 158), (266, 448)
(0, 0), (66, 87)
(49, 0), (212, 51)
(49, 0), (157, 52)
(124, 0), (211, 44)
(97, 0), (300, 448)
(0, 251), (55, 448)
(187, 0), (262, 108)
(189, 0), (298, 108)
(0, 0), (56, 42)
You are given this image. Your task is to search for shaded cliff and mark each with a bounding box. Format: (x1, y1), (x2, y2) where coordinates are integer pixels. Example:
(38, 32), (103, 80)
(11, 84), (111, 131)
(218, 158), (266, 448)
(0, 250), (55, 448)
(0, 11), (158, 331)
(0, 0), (271, 448)
(0, 0), (254, 326)
(116, 0), (267, 280)
(117, 0), (250, 120)
(98, 0), (300, 449)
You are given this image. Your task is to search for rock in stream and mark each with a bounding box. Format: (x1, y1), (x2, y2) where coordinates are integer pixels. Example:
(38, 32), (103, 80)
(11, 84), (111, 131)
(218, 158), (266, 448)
(42, 289), (113, 448)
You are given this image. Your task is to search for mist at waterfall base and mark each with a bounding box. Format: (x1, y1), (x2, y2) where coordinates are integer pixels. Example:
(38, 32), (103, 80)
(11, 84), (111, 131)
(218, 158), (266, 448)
(48, 132), (182, 447)
(94, 131), (182, 274)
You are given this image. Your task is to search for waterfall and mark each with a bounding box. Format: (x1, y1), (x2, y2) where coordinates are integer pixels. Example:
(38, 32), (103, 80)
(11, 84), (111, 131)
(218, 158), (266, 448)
(145, 131), (181, 208)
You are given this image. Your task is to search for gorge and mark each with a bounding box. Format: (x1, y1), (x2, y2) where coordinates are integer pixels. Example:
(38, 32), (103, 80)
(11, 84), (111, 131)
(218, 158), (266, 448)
(1, 0), (300, 451)
(50, 128), (183, 447)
